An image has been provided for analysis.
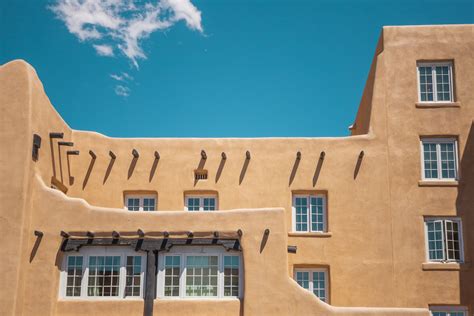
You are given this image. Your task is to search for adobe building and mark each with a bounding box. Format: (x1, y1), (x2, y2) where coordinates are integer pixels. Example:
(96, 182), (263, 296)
(0, 24), (472, 316)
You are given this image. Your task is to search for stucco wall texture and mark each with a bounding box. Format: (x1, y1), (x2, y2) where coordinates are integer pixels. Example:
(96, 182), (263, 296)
(0, 24), (472, 316)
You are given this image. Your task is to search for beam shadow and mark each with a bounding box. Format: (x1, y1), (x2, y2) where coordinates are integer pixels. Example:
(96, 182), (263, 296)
(82, 154), (96, 190)
(29, 233), (43, 263)
(128, 156), (138, 180)
(67, 154), (74, 185)
(149, 158), (159, 182)
(288, 156), (300, 186)
(103, 156), (116, 184)
(353, 151), (364, 179)
(239, 158), (250, 185)
(313, 156), (324, 187)
(215, 157), (226, 183)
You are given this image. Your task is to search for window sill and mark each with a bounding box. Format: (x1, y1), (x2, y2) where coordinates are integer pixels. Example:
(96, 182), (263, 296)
(415, 102), (460, 108)
(422, 262), (470, 271)
(288, 232), (332, 238)
(418, 180), (458, 187)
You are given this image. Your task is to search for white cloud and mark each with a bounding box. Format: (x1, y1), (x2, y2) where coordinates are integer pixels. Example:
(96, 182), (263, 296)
(110, 72), (133, 81)
(51, 0), (203, 68)
(115, 85), (131, 97)
(94, 44), (114, 56)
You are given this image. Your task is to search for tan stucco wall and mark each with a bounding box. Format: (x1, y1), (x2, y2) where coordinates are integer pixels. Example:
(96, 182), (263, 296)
(0, 24), (472, 316)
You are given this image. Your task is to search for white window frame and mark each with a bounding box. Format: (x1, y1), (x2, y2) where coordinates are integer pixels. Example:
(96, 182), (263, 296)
(124, 194), (157, 211)
(293, 268), (329, 303)
(59, 247), (146, 300)
(157, 246), (242, 299)
(184, 195), (218, 211)
(430, 305), (468, 316)
(292, 194), (327, 232)
(420, 138), (459, 181)
(424, 217), (464, 263)
(417, 62), (454, 103)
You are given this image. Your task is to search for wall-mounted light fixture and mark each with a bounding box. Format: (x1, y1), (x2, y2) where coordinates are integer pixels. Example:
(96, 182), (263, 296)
(32, 134), (41, 161)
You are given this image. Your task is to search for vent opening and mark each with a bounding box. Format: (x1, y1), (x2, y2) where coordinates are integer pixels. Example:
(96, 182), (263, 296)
(194, 169), (208, 181)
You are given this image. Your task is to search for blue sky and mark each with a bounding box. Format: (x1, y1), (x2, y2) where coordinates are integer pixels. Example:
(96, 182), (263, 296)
(1, 0), (472, 137)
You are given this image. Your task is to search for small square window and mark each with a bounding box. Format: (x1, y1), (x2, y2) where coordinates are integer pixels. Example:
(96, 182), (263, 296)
(294, 268), (328, 302)
(417, 62), (454, 103)
(125, 195), (157, 211)
(292, 194), (327, 232)
(430, 306), (468, 316)
(425, 218), (464, 263)
(185, 195), (217, 211)
(420, 138), (458, 181)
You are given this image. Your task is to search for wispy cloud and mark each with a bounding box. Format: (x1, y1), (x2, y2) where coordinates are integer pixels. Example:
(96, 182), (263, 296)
(93, 44), (114, 56)
(110, 72), (133, 81)
(51, 0), (203, 68)
(115, 85), (131, 97)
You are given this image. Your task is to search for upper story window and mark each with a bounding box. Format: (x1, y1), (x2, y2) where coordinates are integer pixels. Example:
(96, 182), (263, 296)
(417, 62), (454, 102)
(157, 246), (242, 299)
(125, 194), (157, 211)
(425, 218), (463, 263)
(59, 247), (146, 299)
(294, 268), (328, 302)
(185, 195), (217, 211)
(430, 306), (468, 316)
(421, 138), (458, 181)
(292, 194), (327, 232)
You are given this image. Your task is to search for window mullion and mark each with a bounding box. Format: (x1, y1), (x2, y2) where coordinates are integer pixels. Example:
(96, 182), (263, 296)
(442, 220), (448, 261)
(307, 197), (311, 232)
(432, 66), (438, 102)
(437, 143), (442, 180)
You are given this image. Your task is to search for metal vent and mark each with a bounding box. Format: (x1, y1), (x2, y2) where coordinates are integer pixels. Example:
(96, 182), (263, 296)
(194, 169), (208, 180)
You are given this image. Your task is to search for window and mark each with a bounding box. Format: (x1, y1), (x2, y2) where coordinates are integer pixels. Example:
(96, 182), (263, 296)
(294, 268), (328, 302)
(425, 218), (463, 262)
(60, 247), (146, 299)
(185, 195), (217, 211)
(421, 138), (458, 180)
(157, 246), (242, 299)
(417, 62), (454, 102)
(125, 194), (156, 211)
(430, 306), (468, 316)
(292, 194), (327, 232)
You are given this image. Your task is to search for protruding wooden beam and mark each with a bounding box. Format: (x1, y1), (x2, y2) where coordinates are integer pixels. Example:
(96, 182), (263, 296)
(132, 149), (139, 158)
(49, 132), (64, 139)
(237, 229), (243, 237)
(86, 231), (95, 238)
(154, 151), (160, 160)
(320, 151), (326, 160)
(137, 229), (145, 237)
(246, 151), (251, 160)
(287, 245), (297, 254)
(359, 150), (365, 159)
(264, 228), (270, 235)
(89, 150), (96, 159)
(163, 231), (170, 238)
(187, 231), (194, 238)
(201, 150), (207, 160)
(221, 152), (227, 160)
(112, 231), (120, 239)
(213, 231), (219, 238)
(60, 231), (70, 238)
(67, 150), (80, 155)
(58, 141), (74, 146)
(109, 151), (116, 159)
(296, 151), (301, 160)
(34, 230), (43, 237)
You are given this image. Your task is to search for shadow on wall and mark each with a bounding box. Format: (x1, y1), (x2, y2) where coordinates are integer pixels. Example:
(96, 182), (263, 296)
(457, 122), (474, 309)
